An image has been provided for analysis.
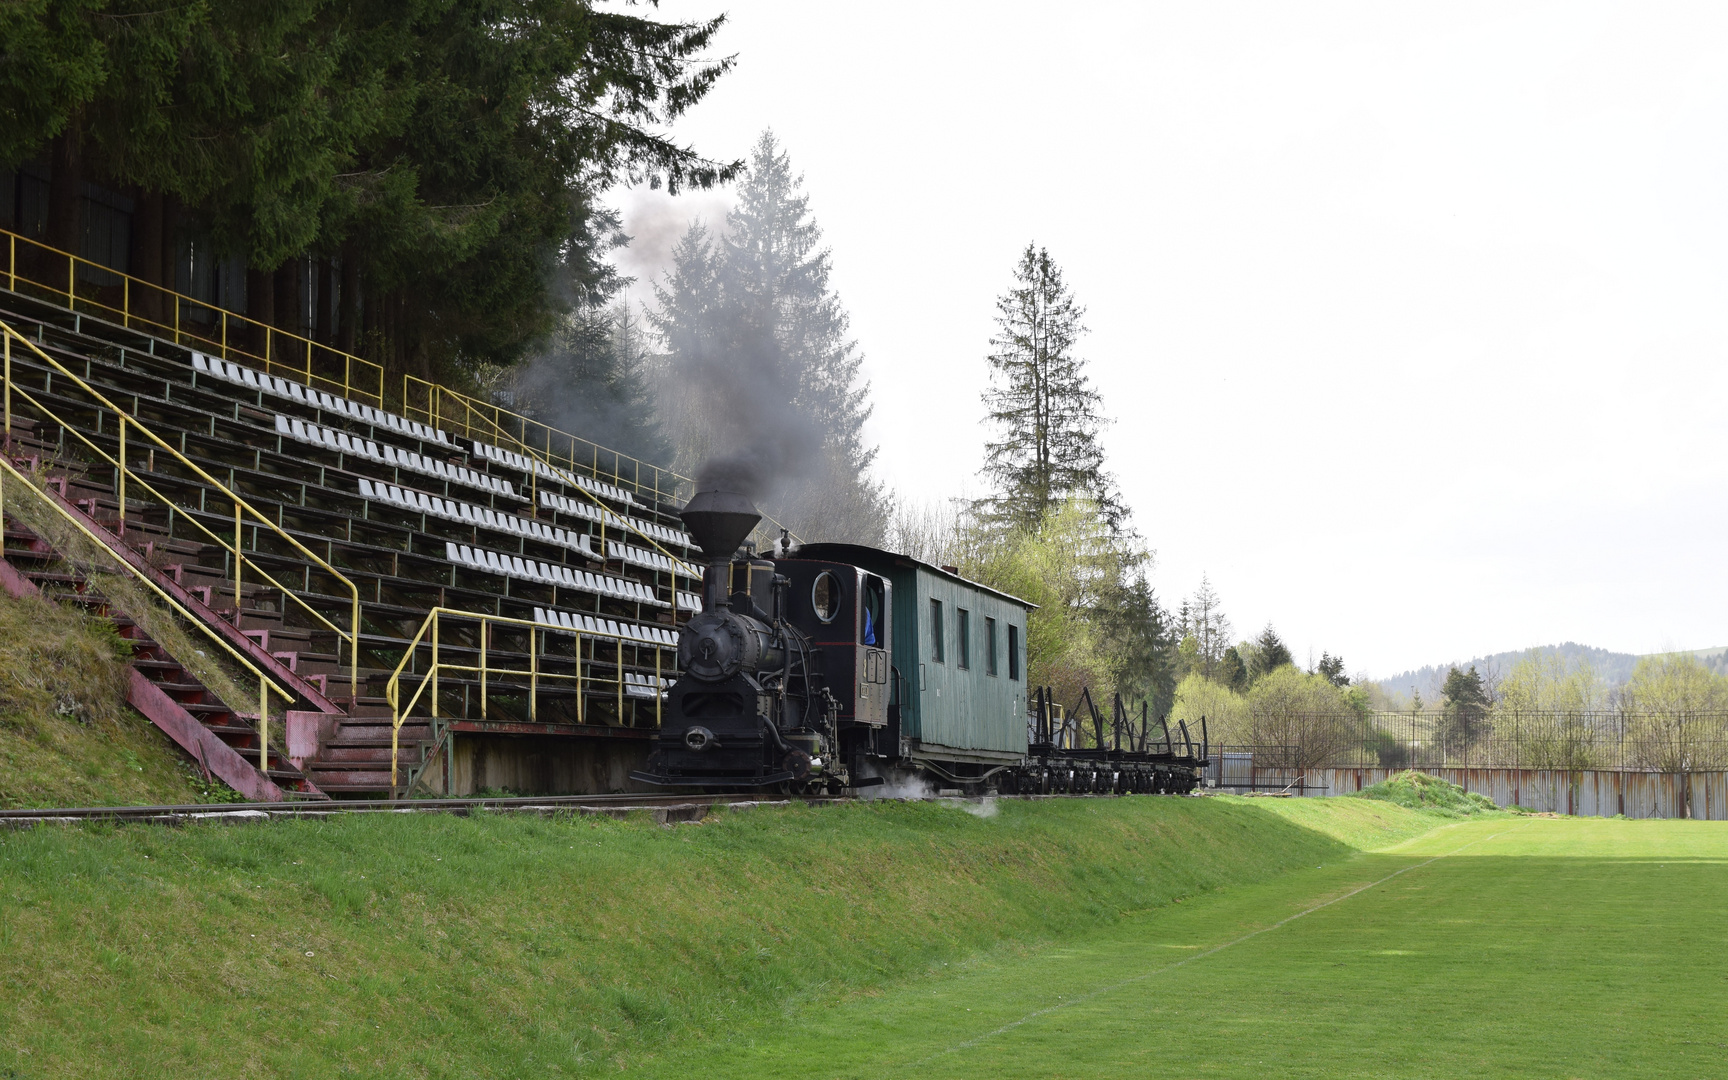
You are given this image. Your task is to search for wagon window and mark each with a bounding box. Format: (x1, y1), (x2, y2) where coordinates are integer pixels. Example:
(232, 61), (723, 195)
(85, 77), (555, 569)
(812, 571), (841, 623)
(957, 609), (971, 669)
(985, 617), (998, 676)
(930, 599), (944, 662)
(1008, 625), (1021, 681)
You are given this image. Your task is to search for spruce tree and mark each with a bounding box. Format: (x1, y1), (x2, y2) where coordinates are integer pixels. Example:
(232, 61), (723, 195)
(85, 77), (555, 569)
(980, 245), (1123, 531)
(1438, 664), (1492, 748)
(1252, 624), (1294, 678)
(650, 131), (883, 541)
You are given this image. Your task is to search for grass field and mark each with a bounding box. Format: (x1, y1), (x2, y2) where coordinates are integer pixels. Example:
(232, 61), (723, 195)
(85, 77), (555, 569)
(0, 795), (1429, 1078)
(633, 814), (1728, 1079)
(0, 797), (1721, 1078)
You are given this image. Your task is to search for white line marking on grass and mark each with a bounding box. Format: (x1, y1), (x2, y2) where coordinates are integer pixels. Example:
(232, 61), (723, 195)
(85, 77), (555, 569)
(904, 823), (1531, 1071)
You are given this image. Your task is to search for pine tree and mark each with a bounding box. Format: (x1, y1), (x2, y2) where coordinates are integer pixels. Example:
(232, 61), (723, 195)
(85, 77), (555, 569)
(1252, 624), (1294, 678)
(650, 131), (883, 541)
(980, 245), (1123, 531)
(1316, 652), (1349, 687)
(1219, 646), (1249, 693)
(1438, 665), (1491, 748)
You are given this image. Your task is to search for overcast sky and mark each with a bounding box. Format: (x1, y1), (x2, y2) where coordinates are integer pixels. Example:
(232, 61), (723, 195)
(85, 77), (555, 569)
(605, 1), (1728, 678)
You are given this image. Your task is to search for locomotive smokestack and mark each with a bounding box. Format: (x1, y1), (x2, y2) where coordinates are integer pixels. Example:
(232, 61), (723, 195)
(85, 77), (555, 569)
(680, 486), (762, 609)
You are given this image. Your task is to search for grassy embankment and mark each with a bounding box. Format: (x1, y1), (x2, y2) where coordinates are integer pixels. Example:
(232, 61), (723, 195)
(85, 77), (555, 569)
(0, 794), (1444, 1077)
(641, 812), (1728, 1080)
(0, 587), (217, 808)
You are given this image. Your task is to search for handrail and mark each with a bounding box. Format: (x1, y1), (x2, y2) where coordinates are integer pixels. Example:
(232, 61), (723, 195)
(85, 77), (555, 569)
(385, 606), (667, 797)
(1, 319), (363, 699)
(1, 223), (803, 549)
(2, 226), (384, 407)
(0, 225), (687, 504)
(419, 382), (804, 604)
(424, 385), (702, 574)
(0, 455), (292, 778)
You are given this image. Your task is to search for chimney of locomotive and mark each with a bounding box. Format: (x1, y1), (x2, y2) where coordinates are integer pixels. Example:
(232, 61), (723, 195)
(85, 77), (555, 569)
(679, 486), (761, 611)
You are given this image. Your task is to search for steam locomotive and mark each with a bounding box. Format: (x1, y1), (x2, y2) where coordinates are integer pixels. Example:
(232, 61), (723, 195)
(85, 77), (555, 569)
(631, 486), (1208, 796)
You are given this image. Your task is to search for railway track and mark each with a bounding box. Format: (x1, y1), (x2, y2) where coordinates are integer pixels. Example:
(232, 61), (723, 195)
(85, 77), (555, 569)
(0, 789), (1191, 828)
(0, 791), (833, 828)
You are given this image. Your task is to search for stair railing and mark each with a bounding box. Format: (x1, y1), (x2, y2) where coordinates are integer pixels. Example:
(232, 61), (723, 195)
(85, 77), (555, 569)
(386, 606), (666, 798)
(1, 226), (384, 408)
(2, 319), (363, 700)
(1, 455), (293, 778)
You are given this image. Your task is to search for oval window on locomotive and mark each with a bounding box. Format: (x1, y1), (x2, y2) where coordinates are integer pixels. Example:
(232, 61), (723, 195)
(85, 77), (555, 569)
(812, 571), (841, 623)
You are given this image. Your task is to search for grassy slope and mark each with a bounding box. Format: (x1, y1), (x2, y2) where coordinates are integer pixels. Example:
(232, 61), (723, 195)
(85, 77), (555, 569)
(0, 588), (214, 809)
(650, 814), (1728, 1080)
(0, 796), (1441, 1078)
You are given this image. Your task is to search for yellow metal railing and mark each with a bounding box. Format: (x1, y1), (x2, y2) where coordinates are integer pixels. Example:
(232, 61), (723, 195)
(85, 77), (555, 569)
(385, 607), (666, 796)
(1, 223), (800, 557)
(1, 319), (363, 699)
(3, 226), (384, 407)
(0, 455), (293, 780)
(0, 225), (693, 503)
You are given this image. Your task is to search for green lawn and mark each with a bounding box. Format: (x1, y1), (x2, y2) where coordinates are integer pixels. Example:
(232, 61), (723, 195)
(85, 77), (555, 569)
(3, 798), (1717, 1078)
(0, 795), (1429, 1078)
(633, 814), (1728, 1079)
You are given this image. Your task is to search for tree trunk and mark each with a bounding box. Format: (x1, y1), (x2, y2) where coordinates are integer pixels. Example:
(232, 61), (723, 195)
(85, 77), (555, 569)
(337, 245), (359, 354)
(247, 267), (274, 357)
(129, 189), (164, 324)
(274, 258), (301, 336)
(315, 258), (334, 345)
(46, 129), (84, 257)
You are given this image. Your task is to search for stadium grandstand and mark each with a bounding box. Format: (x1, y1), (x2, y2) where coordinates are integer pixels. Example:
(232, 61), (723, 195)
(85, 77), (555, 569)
(0, 222), (746, 800)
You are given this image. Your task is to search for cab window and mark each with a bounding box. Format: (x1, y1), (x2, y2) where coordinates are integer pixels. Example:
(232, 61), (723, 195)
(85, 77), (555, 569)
(861, 576), (884, 646)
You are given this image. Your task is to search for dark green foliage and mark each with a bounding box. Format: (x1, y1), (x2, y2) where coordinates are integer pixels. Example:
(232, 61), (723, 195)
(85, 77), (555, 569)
(1220, 645), (1249, 693)
(1437, 664), (1492, 747)
(0, 0), (739, 372)
(1252, 624), (1293, 678)
(0, 0), (108, 167)
(979, 245), (1123, 532)
(1095, 574), (1178, 717)
(1316, 651), (1348, 686)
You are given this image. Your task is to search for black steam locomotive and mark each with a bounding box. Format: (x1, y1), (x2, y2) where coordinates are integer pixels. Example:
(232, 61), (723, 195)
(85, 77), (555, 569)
(631, 486), (1207, 796)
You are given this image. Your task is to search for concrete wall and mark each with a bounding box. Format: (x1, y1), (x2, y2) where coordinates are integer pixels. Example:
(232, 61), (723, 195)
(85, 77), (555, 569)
(1305, 767), (1728, 820)
(417, 735), (656, 796)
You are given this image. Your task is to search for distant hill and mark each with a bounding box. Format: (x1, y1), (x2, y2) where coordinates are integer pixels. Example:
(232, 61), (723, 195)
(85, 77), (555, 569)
(1375, 643), (1728, 705)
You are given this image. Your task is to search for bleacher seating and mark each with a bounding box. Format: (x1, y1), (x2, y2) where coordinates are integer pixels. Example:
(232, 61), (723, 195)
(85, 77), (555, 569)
(0, 286), (701, 796)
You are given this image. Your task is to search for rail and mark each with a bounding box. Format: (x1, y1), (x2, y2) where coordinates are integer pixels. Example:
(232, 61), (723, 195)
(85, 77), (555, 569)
(2, 226), (383, 407)
(1, 319), (363, 699)
(414, 382), (707, 589)
(385, 607), (668, 797)
(405, 375), (804, 552)
(0, 226), (695, 504)
(0, 454), (293, 777)
(0, 225), (805, 552)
